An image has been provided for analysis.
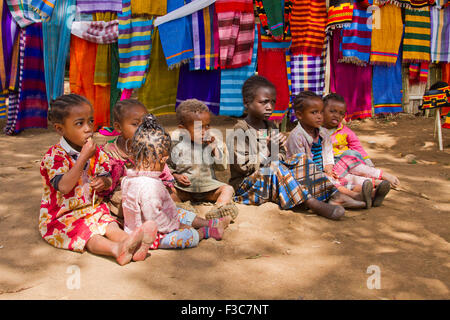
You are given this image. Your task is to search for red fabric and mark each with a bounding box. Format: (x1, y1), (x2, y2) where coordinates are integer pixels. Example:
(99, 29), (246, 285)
(215, 0), (254, 13)
(442, 63), (450, 117)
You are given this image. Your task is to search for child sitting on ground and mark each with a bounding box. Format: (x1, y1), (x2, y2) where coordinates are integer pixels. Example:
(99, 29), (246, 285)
(168, 99), (239, 221)
(100, 99), (175, 220)
(121, 114), (231, 250)
(286, 91), (375, 209)
(321, 93), (399, 207)
(229, 75), (349, 220)
(39, 94), (157, 265)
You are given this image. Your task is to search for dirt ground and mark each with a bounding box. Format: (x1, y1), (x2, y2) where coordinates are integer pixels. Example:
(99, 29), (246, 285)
(0, 113), (449, 300)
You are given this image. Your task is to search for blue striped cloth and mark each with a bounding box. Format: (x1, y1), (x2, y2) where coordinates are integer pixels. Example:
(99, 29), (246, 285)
(311, 136), (323, 171)
(219, 24), (258, 117)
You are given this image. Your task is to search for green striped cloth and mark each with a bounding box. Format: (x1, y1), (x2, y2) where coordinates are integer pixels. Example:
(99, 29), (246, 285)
(403, 7), (431, 62)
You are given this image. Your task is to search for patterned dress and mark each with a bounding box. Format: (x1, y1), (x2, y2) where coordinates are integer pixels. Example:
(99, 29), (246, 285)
(39, 142), (116, 252)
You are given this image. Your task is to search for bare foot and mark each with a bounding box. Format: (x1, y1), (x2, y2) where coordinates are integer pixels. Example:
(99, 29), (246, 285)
(116, 228), (144, 266)
(329, 193), (366, 209)
(133, 221), (158, 262)
(306, 198), (346, 220)
(382, 172), (400, 188)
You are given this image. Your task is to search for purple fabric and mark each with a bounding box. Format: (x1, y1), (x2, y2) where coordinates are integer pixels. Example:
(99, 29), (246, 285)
(329, 29), (372, 121)
(175, 63), (221, 115)
(1, 2), (19, 91)
(76, 0), (122, 13)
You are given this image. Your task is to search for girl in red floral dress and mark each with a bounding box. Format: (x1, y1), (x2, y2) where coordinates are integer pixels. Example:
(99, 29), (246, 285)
(39, 94), (157, 265)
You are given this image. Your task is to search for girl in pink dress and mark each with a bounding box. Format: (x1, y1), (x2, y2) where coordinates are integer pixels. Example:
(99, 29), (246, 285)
(39, 94), (157, 265)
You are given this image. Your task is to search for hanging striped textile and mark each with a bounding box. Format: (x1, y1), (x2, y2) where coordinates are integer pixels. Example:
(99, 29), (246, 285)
(288, 53), (326, 97)
(219, 24), (258, 117)
(0, 91), (7, 118)
(290, 0), (327, 57)
(117, 0), (153, 89)
(430, 1), (450, 63)
(256, 0), (292, 50)
(131, 0), (166, 16)
(189, 3), (219, 70)
(403, 7), (431, 62)
(340, 0), (373, 66)
(409, 61), (429, 83)
(6, 0), (40, 28)
(30, 0), (56, 20)
(378, 0), (432, 10)
(76, 0), (122, 13)
(0, 0), (19, 92)
(326, 0), (354, 33)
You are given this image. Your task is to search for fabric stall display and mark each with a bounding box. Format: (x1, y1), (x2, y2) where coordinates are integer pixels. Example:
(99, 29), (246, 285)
(403, 7), (431, 62)
(94, 12), (117, 86)
(117, 0), (153, 89)
(70, 35), (110, 129)
(409, 61), (430, 83)
(176, 64), (221, 115)
(372, 48), (404, 115)
(158, 0), (194, 69)
(6, 0), (40, 28)
(1, 0), (19, 93)
(326, 0), (354, 33)
(71, 20), (119, 44)
(138, 29), (180, 116)
(257, 26), (290, 121)
(4, 29), (24, 135)
(287, 51), (326, 97)
(219, 24), (258, 117)
(189, 2), (219, 70)
(370, 3), (403, 65)
(255, 0), (292, 50)
(430, 0), (450, 63)
(377, 0), (432, 9)
(42, 0), (75, 104)
(330, 29), (373, 120)
(14, 23), (48, 134)
(215, 0), (255, 69)
(76, 0), (122, 13)
(290, 0), (327, 57)
(340, 0), (373, 65)
(30, 0), (56, 20)
(130, 0), (167, 16)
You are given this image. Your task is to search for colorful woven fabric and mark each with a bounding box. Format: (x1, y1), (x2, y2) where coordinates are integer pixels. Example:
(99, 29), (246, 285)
(340, 0), (373, 65)
(94, 12), (116, 86)
(219, 24), (258, 117)
(0, 0), (19, 92)
(215, 0), (254, 13)
(117, 0), (153, 89)
(15, 23), (48, 134)
(258, 30), (290, 121)
(326, 0), (354, 32)
(70, 35), (111, 129)
(330, 29), (373, 120)
(217, 9), (255, 69)
(176, 64), (221, 115)
(138, 29), (180, 116)
(430, 1), (450, 63)
(290, 0), (327, 57)
(110, 42), (120, 125)
(131, 0), (166, 16)
(189, 3), (219, 70)
(76, 0), (122, 13)
(372, 47), (404, 115)
(378, 0), (432, 9)
(409, 61), (429, 83)
(0, 91), (7, 118)
(256, 0), (292, 50)
(71, 20), (119, 44)
(6, 0), (40, 28)
(403, 7), (431, 62)
(288, 53), (326, 97)
(256, 0), (285, 40)
(30, 0), (55, 20)
(370, 3), (403, 65)
(42, 0), (75, 104)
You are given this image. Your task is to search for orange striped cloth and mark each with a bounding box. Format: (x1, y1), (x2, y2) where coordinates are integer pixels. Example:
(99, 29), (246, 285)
(290, 0), (327, 57)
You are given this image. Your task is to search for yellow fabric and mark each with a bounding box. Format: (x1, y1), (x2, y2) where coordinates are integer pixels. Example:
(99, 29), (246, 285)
(130, 0), (166, 17)
(93, 12), (116, 86)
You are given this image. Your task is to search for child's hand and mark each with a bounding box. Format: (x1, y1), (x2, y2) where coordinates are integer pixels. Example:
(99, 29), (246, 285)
(324, 165), (338, 179)
(271, 133), (288, 151)
(174, 173), (191, 187)
(91, 176), (111, 192)
(80, 137), (97, 161)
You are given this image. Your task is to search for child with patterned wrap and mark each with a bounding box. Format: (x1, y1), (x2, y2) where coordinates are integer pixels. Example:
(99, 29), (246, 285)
(121, 114), (231, 250)
(39, 94), (157, 265)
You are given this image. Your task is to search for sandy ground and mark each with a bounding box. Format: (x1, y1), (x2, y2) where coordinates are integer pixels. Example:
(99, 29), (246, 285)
(0, 113), (449, 300)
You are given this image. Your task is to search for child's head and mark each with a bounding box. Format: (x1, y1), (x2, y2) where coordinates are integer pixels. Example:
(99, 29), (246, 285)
(176, 99), (211, 144)
(48, 94), (94, 151)
(292, 91), (324, 129)
(242, 75), (276, 121)
(113, 99), (148, 141)
(130, 114), (171, 171)
(322, 93), (347, 129)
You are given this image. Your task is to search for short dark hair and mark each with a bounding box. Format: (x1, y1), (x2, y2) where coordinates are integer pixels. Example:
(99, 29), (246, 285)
(130, 114), (171, 169)
(48, 94), (91, 124)
(242, 75), (276, 106)
(323, 92), (347, 109)
(176, 99), (210, 126)
(113, 99), (147, 123)
(292, 91), (321, 112)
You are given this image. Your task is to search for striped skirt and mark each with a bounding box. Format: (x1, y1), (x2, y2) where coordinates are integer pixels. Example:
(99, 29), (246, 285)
(234, 153), (337, 210)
